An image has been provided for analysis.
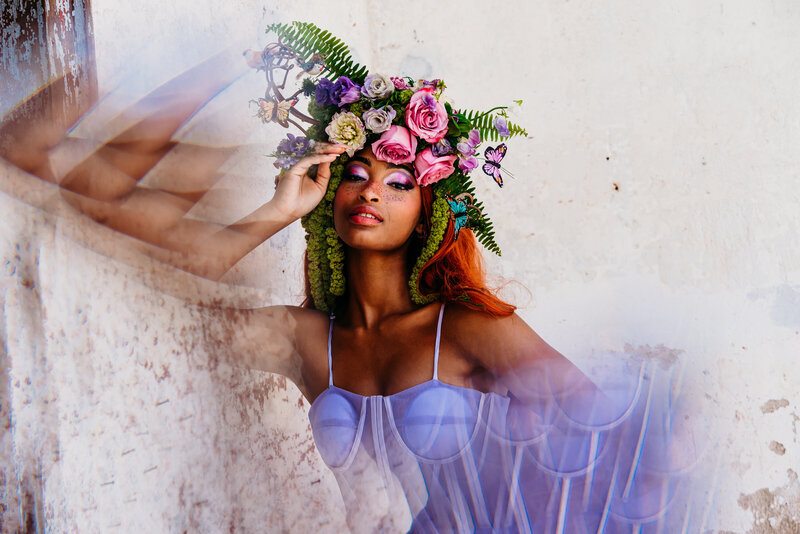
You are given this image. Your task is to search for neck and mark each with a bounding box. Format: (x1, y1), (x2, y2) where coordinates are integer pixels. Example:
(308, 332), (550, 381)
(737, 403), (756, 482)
(343, 246), (416, 328)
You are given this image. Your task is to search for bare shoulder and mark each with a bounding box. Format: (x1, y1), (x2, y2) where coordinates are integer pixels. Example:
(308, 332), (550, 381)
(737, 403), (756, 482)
(444, 302), (597, 400)
(443, 302), (563, 373)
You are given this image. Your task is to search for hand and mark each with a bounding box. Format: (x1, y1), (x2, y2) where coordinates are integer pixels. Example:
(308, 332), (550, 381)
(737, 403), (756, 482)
(269, 143), (347, 222)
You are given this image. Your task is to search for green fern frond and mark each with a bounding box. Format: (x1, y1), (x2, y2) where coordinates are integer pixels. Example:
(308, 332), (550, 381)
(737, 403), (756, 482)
(266, 22), (369, 83)
(435, 173), (502, 256)
(459, 108), (528, 143)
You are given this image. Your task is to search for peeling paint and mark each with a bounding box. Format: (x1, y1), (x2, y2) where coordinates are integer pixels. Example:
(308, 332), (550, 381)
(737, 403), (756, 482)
(761, 399), (790, 414)
(738, 470), (800, 534)
(623, 343), (682, 369)
(768, 441), (786, 456)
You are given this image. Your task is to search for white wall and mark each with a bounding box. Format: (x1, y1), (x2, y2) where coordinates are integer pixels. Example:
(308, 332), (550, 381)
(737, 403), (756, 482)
(2, 0), (799, 531)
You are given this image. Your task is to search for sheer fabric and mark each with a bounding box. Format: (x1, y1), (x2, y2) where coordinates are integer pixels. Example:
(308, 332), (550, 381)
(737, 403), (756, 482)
(309, 304), (687, 533)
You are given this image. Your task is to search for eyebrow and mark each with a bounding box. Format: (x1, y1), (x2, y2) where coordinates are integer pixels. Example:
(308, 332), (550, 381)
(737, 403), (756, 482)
(349, 156), (415, 177)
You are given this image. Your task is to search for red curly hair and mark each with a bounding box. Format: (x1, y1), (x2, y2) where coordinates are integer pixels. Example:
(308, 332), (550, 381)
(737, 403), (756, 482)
(303, 184), (515, 317)
(411, 186), (515, 317)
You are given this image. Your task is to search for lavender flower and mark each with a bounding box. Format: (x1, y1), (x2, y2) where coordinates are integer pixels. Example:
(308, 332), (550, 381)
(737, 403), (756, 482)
(458, 156), (479, 173)
(274, 133), (313, 169)
(455, 129), (481, 174)
(421, 92), (438, 112)
(274, 156), (295, 170)
(456, 129), (481, 156)
(431, 138), (453, 157)
(493, 116), (510, 138)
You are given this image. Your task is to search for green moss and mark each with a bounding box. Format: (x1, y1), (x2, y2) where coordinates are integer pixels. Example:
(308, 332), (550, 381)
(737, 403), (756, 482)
(408, 193), (449, 304)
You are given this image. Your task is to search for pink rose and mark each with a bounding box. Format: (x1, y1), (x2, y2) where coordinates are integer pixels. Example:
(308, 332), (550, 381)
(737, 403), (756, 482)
(405, 88), (449, 143)
(414, 148), (457, 187)
(391, 76), (411, 90)
(371, 125), (418, 165)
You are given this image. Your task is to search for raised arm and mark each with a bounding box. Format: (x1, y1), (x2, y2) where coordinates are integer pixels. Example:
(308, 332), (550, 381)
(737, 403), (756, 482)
(0, 51), (344, 280)
(55, 143), (343, 280)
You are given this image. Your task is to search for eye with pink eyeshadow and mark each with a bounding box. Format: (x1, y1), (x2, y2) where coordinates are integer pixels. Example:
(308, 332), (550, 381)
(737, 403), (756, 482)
(385, 171), (415, 191)
(343, 164), (369, 182)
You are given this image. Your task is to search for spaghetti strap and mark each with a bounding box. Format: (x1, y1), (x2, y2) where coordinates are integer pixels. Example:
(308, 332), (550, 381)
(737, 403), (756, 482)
(433, 302), (445, 380)
(327, 314), (335, 387)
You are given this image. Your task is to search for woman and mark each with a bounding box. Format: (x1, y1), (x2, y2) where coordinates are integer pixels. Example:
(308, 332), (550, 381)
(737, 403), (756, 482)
(0, 23), (688, 533)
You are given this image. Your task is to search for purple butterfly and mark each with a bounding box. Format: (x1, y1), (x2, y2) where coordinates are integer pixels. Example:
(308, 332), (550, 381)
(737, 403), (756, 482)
(482, 143), (507, 187)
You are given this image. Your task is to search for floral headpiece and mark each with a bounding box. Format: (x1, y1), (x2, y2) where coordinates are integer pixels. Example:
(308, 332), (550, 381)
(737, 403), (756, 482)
(248, 22), (527, 312)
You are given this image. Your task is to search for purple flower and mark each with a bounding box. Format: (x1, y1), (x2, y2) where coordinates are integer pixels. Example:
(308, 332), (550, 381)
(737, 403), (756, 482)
(467, 129), (480, 147)
(414, 78), (440, 90)
(277, 133), (311, 157)
(458, 155), (479, 173)
(315, 78), (336, 107)
(455, 130), (481, 173)
(456, 129), (481, 156)
(421, 93), (437, 112)
(333, 77), (361, 105)
(274, 133), (313, 169)
(493, 116), (510, 138)
(290, 136), (311, 155)
(274, 156), (295, 170)
(431, 138), (453, 157)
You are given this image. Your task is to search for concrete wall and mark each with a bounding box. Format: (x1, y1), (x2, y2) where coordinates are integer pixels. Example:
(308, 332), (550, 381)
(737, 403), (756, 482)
(2, 0), (799, 531)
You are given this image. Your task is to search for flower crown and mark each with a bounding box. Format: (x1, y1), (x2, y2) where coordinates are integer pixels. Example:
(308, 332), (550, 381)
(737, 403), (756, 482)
(248, 22), (527, 311)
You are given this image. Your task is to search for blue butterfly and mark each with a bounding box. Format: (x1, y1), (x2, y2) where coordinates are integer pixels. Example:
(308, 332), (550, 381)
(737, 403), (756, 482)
(482, 143), (507, 187)
(445, 193), (480, 240)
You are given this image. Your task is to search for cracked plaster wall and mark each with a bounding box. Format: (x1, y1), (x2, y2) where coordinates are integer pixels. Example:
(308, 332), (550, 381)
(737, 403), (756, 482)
(2, 0), (799, 532)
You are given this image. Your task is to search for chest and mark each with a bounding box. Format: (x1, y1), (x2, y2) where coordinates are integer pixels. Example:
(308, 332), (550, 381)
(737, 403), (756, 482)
(329, 324), (444, 397)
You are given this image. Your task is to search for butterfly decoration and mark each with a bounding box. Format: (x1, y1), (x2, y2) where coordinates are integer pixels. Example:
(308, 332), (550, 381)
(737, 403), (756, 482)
(445, 193), (481, 240)
(482, 143), (507, 187)
(255, 98), (297, 127)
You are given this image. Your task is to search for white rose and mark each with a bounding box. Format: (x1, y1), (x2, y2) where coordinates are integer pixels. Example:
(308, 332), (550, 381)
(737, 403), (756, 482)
(325, 111), (367, 156)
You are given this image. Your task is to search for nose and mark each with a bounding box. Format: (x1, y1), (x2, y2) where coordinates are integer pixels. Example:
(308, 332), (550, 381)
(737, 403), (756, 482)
(359, 179), (381, 203)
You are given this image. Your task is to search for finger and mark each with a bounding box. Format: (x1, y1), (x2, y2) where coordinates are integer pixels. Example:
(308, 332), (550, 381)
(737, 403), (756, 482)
(314, 143), (348, 155)
(289, 153), (339, 177)
(314, 160), (332, 187)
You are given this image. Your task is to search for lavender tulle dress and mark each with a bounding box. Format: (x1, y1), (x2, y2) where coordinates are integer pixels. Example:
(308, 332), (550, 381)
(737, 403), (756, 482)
(309, 304), (702, 533)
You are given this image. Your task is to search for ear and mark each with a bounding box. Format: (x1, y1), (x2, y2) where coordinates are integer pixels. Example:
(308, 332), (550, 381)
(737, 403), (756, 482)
(415, 221), (425, 237)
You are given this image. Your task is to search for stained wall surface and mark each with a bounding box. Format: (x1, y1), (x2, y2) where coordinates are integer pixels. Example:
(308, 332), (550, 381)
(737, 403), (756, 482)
(2, 0), (799, 532)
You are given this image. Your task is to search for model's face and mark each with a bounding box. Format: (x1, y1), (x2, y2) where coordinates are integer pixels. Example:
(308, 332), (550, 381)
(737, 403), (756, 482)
(333, 148), (423, 252)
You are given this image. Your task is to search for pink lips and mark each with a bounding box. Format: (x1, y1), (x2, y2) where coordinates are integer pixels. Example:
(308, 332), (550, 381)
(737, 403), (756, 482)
(349, 206), (383, 225)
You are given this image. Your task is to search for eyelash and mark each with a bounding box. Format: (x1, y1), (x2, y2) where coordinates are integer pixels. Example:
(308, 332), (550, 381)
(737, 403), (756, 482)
(343, 171), (366, 182)
(390, 181), (413, 191)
